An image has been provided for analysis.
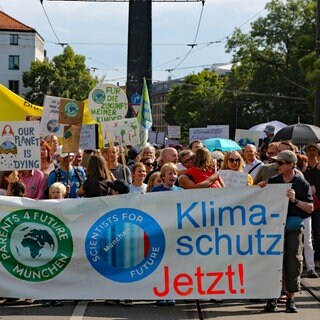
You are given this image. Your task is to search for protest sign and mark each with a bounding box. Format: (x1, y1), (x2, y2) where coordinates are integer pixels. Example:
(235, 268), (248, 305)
(219, 170), (249, 187)
(62, 125), (82, 153)
(189, 126), (229, 142)
(58, 99), (84, 125)
(39, 95), (64, 137)
(0, 121), (40, 170)
(88, 84), (128, 123)
(235, 129), (260, 148)
(101, 118), (140, 146)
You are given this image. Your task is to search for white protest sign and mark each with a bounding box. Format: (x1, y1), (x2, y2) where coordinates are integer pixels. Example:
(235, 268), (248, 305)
(219, 169), (249, 187)
(101, 118), (140, 146)
(80, 124), (98, 150)
(189, 125), (229, 142)
(235, 129), (260, 148)
(88, 84), (128, 123)
(0, 121), (40, 170)
(167, 125), (181, 139)
(0, 185), (289, 300)
(39, 95), (64, 137)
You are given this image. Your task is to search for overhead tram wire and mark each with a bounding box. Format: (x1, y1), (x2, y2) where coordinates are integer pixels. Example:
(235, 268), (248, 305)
(169, 0), (206, 72)
(163, 6), (267, 78)
(39, 0), (62, 45)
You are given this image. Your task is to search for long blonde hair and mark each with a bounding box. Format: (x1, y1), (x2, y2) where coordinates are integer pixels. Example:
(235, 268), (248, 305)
(221, 151), (245, 172)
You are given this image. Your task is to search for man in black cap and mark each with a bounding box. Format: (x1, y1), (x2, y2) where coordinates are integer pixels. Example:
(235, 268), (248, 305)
(259, 150), (313, 313)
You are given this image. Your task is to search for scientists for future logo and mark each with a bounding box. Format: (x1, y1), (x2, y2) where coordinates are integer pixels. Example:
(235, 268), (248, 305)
(85, 208), (166, 283)
(0, 209), (73, 282)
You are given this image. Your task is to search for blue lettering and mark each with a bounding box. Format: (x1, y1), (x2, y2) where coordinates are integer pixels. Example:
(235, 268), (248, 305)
(177, 202), (200, 229)
(266, 234), (282, 255)
(176, 236), (193, 255)
(195, 235), (213, 256)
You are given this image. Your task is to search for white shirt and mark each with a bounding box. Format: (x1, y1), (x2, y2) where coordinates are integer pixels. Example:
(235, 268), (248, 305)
(244, 158), (262, 179)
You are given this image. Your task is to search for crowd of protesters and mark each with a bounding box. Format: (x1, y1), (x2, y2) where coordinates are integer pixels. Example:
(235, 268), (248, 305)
(0, 126), (320, 313)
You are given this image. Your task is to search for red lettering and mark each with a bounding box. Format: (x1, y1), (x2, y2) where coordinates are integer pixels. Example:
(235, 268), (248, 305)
(153, 265), (169, 297)
(207, 271), (225, 295)
(152, 264), (245, 298)
(173, 273), (193, 296)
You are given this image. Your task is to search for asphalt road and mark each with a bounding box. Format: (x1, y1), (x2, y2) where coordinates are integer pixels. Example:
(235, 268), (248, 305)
(0, 286), (319, 320)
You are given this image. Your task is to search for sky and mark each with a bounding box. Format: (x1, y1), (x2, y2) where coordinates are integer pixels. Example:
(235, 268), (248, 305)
(1, 0), (270, 85)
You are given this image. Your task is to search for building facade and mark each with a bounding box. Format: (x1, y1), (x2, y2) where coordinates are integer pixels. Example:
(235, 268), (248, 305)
(0, 11), (45, 96)
(151, 77), (184, 134)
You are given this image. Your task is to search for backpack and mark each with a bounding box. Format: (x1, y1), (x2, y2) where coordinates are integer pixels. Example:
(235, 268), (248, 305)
(45, 166), (84, 198)
(53, 166), (85, 186)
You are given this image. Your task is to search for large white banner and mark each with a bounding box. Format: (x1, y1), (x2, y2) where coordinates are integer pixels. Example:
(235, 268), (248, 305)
(0, 185), (289, 300)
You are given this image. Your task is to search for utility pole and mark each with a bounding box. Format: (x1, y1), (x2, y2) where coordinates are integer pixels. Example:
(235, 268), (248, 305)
(48, 0), (201, 117)
(315, 0), (320, 126)
(126, 0), (152, 117)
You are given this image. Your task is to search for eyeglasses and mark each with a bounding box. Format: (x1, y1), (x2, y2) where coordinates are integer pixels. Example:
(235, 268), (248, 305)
(276, 161), (287, 166)
(217, 159), (223, 163)
(228, 158), (240, 163)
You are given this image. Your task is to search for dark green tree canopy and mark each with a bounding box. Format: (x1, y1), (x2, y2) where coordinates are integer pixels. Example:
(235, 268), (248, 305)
(225, 0), (315, 125)
(23, 46), (99, 105)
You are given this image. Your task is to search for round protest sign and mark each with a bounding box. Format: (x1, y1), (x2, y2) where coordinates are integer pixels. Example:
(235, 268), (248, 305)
(88, 84), (128, 123)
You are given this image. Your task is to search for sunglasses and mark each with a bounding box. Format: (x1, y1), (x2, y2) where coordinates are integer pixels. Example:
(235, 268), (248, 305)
(276, 161), (287, 166)
(228, 158), (240, 163)
(144, 162), (155, 167)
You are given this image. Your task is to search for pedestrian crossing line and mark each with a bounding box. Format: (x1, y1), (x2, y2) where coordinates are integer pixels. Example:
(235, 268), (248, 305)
(70, 301), (88, 320)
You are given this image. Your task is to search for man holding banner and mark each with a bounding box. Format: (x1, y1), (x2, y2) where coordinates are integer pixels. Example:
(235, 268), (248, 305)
(260, 150), (314, 313)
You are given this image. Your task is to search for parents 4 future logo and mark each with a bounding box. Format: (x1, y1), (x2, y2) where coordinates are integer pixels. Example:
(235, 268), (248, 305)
(0, 209), (73, 282)
(85, 208), (166, 282)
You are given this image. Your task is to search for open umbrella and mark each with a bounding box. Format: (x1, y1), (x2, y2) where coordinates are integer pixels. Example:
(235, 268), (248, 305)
(249, 120), (287, 139)
(270, 123), (320, 145)
(202, 138), (242, 152)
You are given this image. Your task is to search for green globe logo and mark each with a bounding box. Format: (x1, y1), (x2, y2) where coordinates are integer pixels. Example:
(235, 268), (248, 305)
(92, 89), (106, 104)
(64, 102), (79, 117)
(0, 210), (73, 282)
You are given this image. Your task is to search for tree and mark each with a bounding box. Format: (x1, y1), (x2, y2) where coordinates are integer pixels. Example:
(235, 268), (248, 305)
(23, 46), (99, 105)
(224, 0), (315, 126)
(164, 70), (224, 141)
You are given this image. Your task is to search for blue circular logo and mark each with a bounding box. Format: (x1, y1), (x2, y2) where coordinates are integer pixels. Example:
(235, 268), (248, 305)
(85, 208), (165, 283)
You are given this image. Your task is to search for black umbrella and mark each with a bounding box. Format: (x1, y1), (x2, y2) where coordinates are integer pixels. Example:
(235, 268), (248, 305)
(270, 123), (320, 145)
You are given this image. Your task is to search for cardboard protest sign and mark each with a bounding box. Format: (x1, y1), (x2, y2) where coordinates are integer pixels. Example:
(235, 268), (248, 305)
(58, 99), (84, 125)
(219, 170), (249, 187)
(62, 125), (82, 154)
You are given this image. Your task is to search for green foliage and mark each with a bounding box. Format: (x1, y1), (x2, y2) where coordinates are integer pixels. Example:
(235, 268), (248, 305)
(23, 46), (99, 105)
(224, 0), (315, 127)
(164, 0), (316, 137)
(164, 70), (224, 140)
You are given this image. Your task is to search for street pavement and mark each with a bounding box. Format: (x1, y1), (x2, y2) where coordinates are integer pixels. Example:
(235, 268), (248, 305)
(0, 271), (319, 320)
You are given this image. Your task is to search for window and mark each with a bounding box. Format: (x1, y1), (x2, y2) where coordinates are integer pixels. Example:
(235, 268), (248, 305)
(9, 56), (19, 70)
(9, 80), (19, 94)
(10, 34), (19, 45)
